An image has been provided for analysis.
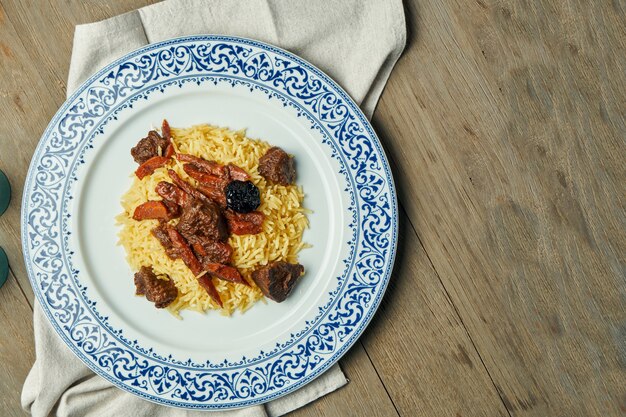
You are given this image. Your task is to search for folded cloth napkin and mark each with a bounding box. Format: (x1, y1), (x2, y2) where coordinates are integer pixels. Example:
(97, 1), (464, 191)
(22, 1), (405, 416)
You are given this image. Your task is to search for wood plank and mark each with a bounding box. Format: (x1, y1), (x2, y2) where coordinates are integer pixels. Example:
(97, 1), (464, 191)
(291, 342), (399, 417)
(373, 0), (626, 415)
(361, 211), (509, 416)
(0, 1), (157, 96)
(0, 0), (64, 304)
(0, 270), (36, 417)
(0, 0), (158, 303)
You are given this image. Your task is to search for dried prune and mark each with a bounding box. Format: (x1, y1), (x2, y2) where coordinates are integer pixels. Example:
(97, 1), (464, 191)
(225, 180), (260, 213)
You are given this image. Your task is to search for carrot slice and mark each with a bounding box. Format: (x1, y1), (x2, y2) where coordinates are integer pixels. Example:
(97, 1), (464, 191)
(132, 201), (170, 221)
(167, 169), (212, 204)
(160, 120), (175, 158)
(155, 181), (191, 207)
(197, 275), (223, 307)
(226, 163), (250, 181)
(176, 154), (227, 177)
(162, 119), (171, 141)
(197, 184), (227, 208)
(224, 210), (264, 235)
(205, 263), (248, 286)
(183, 163), (225, 188)
(165, 226), (202, 275)
(135, 156), (169, 179)
(193, 240), (233, 265)
(163, 143), (175, 158)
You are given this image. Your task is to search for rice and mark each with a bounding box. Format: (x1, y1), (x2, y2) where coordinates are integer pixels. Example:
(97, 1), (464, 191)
(116, 124), (309, 316)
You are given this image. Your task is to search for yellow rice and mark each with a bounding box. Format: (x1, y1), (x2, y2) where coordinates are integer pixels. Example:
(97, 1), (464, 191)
(116, 124), (309, 316)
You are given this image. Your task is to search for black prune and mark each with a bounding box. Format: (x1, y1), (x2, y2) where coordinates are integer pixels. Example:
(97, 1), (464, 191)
(225, 180), (260, 213)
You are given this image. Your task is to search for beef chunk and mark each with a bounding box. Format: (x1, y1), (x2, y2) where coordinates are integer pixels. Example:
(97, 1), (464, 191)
(258, 147), (296, 185)
(192, 238), (233, 265)
(204, 263), (248, 286)
(161, 199), (181, 219)
(183, 163), (227, 188)
(134, 266), (178, 308)
(165, 226), (203, 275)
(131, 137), (157, 165)
(151, 224), (179, 259)
(225, 210), (264, 235)
(197, 184), (227, 208)
(251, 261), (304, 302)
(168, 169), (213, 205)
(176, 199), (228, 243)
(131, 130), (169, 164)
(156, 181), (191, 208)
(176, 154), (227, 177)
(226, 163), (250, 181)
(153, 224), (203, 275)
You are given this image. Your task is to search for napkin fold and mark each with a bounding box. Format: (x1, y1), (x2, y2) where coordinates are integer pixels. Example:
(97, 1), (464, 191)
(23, 1), (405, 416)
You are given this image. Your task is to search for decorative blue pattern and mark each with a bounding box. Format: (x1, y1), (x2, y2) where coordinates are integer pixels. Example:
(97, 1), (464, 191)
(22, 36), (397, 409)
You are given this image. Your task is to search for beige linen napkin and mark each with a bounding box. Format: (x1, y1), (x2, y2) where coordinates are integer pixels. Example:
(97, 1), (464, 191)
(22, 1), (405, 416)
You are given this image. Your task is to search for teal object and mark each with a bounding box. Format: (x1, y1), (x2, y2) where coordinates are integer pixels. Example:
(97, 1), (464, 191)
(0, 170), (8, 289)
(0, 247), (7, 289)
(0, 170), (10, 215)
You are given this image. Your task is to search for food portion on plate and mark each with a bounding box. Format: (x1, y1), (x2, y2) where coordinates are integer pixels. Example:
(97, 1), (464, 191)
(117, 120), (309, 316)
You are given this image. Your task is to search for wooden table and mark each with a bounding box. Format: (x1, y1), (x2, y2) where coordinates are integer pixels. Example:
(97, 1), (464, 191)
(1, 1), (624, 416)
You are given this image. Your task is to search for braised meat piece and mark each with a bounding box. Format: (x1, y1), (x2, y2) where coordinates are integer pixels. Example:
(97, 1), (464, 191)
(165, 226), (203, 275)
(177, 154), (251, 182)
(151, 224), (205, 275)
(161, 199), (181, 219)
(150, 129), (170, 152)
(226, 163), (250, 181)
(161, 120), (176, 157)
(131, 130), (170, 164)
(197, 275), (223, 307)
(151, 224), (179, 259)
(183, 163), (227, 188)
(131, 137), (157, 165)
(161, 119), (171, 141)
(204, 263), (247, 286)
(155, 181), (191, 208)
(176, 199), (229, 243)
(251, 261), (304, 302)
(225, 210), (264, 235)
(176, 156), (253, 208)
(168, 169), (213, 204)
(192, 239), (233, 265)
(197, 184), (227, 208)
(258, 146), (296, 185)
(181, 161), (230, 207)
(134, 266), (178, 308)
(176, 153), (227, 177)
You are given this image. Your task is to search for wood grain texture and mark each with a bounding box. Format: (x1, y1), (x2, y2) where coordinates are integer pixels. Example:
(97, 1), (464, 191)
(361, 211), (509, 416)
(0, 0), (159, 302)
(0, 0), (623, 416)
(0, 0), (58, 304)
(291, 342), (400, 417)
(0, 271), (35, 417)
(373, 0), (625, 416)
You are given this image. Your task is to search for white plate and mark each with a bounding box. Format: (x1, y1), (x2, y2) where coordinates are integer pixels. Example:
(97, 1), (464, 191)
(22, 35), (398, 409)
